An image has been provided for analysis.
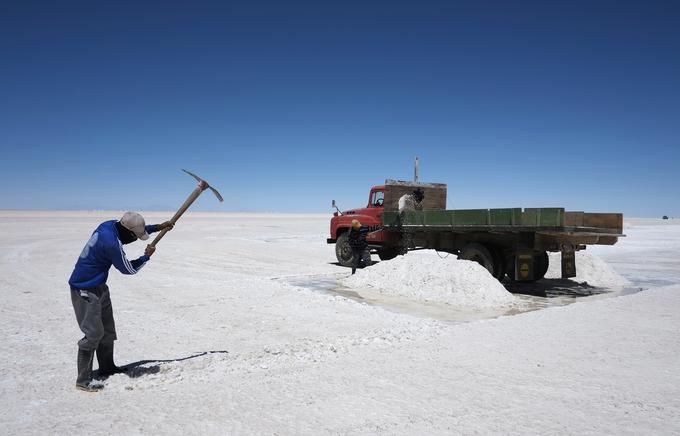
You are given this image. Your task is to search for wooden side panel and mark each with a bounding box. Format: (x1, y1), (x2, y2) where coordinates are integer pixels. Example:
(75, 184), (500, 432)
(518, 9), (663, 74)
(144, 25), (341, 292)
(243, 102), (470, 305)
(423, 210), (452, 226)
(565, 211), (584, 226)
(383, 180), (447, 211)
(539, 208), (565, 226)
(522, 208), (565, 226)
(521, 208), (538, 226)
(452, 209), (489, 225)
(402, 210), (423, 225)
(583, 213), (623, 232)
(489, 208), (522, 225)
(382, 211), (400, 226)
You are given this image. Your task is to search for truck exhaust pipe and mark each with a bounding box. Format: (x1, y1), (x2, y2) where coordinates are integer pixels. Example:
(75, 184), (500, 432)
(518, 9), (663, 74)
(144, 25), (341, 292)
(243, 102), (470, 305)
(332, 199), (342, 215)
(414, 156), (419, 183)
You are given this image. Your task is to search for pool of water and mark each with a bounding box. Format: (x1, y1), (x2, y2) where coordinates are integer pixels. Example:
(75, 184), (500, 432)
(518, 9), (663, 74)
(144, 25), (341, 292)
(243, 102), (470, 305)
(276, 273), (644, 323)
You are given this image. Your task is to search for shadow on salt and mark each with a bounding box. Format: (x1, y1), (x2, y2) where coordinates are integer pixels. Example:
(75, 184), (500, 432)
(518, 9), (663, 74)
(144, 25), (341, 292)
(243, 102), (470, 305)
(279, 274), (644, 324)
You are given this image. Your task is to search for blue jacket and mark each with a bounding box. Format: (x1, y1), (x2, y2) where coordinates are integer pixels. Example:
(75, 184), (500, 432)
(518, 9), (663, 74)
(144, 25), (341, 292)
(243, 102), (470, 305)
(68, 220), (159, 290)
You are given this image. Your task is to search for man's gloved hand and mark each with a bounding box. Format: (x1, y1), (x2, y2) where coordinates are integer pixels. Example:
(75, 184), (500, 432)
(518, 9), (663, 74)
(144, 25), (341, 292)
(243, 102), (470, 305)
(157, 221), (174, 231)
(145, 245), (156, 257)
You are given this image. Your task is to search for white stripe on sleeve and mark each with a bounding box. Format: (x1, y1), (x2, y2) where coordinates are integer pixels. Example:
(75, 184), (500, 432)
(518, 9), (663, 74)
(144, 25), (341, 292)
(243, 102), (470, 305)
(118, 241), (136, 274)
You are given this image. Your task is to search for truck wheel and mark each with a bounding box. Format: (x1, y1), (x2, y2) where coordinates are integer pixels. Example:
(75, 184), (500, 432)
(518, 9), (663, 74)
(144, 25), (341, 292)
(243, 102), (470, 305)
(506, 251), (549, 282)
(377, 247), (400, 261)
(459, 243), (495, 276)
(490, 247), (506, 281)
(534, 251), (549, 280)
(335, 232), (356, 267)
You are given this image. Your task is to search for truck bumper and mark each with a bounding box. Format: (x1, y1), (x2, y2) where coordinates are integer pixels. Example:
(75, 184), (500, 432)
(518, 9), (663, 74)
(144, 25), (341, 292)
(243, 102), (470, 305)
(327, 238), (336, 244)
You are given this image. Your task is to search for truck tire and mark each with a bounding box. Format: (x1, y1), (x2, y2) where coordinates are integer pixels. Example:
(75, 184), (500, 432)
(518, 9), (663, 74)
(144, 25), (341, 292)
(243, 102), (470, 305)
(506, 251), (549, 282)
(490, 247), (506, 281)
(377, 247), (400, 261)
(534, 251), (549, 279)
(335, 232), (356, 267)
(459, 243), (495, 277)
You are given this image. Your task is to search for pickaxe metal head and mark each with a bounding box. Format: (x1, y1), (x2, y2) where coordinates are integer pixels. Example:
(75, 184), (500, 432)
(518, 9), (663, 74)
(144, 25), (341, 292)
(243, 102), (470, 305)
(148, 169), (223, 248)
(182, 169), (224, 202)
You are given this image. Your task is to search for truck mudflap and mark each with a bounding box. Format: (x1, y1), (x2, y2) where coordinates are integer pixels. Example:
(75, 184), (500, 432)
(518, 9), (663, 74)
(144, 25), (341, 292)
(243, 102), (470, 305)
(514, 252), (535, 281)
(561, 251), (577, 278)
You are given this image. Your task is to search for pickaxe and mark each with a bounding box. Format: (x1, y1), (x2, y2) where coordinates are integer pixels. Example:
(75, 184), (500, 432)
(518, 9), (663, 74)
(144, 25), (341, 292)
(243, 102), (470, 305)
(148, 169), (223, 248)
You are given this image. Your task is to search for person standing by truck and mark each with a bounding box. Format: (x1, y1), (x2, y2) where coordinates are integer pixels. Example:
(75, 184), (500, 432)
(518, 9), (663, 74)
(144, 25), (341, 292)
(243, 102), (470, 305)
(348, 219), (371, 274)
(68, 211), (173, 392)
(398, 188), (425, 252)
(398, 188), (425, 212)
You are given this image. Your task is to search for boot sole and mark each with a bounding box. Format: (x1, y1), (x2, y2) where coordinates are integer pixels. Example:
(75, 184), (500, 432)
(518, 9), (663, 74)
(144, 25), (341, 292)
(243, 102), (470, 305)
(75, 384), (103, 392)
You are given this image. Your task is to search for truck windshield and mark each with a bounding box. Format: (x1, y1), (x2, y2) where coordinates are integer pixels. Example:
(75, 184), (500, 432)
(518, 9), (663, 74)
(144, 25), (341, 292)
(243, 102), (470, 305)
(370, 190), (384, 207)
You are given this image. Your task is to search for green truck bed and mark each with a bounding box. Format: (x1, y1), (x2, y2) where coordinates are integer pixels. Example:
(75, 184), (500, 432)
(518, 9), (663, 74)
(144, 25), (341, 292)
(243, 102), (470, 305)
(382, 208), (624, 236)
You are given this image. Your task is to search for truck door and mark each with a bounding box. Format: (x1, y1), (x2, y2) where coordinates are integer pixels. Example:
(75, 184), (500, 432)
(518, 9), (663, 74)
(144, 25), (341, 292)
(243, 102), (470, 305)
(367, 189), (386, 243)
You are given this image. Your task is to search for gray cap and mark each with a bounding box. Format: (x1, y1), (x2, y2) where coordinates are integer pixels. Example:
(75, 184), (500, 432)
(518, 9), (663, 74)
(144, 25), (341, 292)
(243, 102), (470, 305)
(120, 211), (150, 240)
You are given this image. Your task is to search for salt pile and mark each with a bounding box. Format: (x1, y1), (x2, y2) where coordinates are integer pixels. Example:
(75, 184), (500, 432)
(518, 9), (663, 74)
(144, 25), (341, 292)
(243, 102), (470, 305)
(545, 251), (631, 288)
(342, 251), (516, 308)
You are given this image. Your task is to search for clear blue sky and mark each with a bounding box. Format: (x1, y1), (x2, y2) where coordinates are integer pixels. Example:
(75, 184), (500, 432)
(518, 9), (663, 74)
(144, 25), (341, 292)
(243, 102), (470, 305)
(1, 1), (678, 216)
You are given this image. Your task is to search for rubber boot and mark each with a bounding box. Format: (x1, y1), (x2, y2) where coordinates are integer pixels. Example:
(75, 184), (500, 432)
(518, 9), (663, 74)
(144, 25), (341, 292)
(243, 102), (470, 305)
(76, 348), (103, 392)
(351, 251), (360, 275)
(96, 342), (124, 377)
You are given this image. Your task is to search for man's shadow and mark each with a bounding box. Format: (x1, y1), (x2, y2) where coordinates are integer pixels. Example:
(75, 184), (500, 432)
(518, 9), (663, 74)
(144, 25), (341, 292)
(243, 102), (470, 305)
(93, 350), (229, 379)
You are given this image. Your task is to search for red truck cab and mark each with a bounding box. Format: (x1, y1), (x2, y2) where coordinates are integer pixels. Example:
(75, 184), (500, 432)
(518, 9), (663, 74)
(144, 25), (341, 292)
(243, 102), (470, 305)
(328, 185), (385, 242)
(328, 185), (400, 266)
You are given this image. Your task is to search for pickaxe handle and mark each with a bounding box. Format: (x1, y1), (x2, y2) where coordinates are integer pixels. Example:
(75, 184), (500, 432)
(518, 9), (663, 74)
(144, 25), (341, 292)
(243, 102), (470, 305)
(148, 182), (207, 248)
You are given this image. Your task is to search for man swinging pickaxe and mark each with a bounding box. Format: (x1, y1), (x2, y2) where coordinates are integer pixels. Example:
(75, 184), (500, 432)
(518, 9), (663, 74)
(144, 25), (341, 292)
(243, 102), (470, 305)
(68, 169), (223, 392)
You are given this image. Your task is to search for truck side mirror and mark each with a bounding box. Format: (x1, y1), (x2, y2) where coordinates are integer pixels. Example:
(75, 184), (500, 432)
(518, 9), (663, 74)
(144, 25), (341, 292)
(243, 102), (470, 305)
(332, 200), (336, 209)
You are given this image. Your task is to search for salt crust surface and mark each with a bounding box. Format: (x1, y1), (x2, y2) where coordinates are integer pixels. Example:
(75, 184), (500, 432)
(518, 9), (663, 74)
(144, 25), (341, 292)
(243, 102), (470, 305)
(1, 214), (678, 435)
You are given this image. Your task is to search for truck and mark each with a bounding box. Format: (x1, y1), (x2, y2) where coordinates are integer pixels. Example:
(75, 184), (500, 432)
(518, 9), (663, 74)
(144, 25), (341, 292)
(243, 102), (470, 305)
(327, 180), (624, 282)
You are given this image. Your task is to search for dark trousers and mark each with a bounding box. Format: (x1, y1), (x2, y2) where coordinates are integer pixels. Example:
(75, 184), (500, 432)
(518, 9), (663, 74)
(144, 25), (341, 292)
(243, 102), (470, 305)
(351, 248), (371, 274)
(70, 284), (117, 352)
